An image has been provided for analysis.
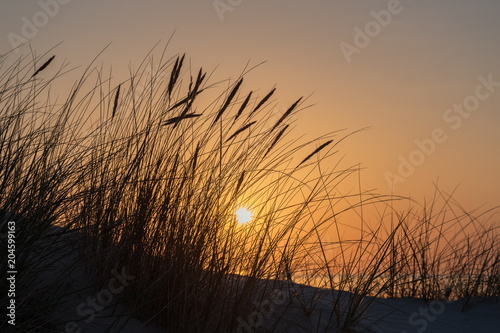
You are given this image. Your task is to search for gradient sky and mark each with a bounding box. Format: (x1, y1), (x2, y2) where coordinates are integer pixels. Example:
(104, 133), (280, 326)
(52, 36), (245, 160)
(1, 0), (499, 215)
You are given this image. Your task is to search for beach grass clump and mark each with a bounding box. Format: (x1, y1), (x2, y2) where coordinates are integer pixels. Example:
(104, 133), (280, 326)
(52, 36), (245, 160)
(379, 191), (500, 304)
(0, 51), (95, 332)
(0, 47), (499, 332)
(68, 49), (362, 332)
(0, 48), (355, 331)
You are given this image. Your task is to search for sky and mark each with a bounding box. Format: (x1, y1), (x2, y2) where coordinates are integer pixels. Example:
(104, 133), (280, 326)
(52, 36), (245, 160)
(1, 0), (499, 216)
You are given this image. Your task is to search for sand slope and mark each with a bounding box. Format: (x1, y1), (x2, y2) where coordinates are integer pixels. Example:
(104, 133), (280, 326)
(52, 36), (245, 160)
(3, 219), (498, 332)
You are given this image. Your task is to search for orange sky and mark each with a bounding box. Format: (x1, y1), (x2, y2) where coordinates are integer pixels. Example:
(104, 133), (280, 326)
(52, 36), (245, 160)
(1, 0), (499, 216)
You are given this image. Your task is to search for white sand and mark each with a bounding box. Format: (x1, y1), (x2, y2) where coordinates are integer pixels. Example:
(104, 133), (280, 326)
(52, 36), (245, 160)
(265, 283), (500, 332)
(1, 214), (164, 333)
(6, 219), (499, 332)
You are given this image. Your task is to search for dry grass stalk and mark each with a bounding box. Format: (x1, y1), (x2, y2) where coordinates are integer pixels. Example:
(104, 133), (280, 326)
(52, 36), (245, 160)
(31, 55), (55, 78)
(297, 139), (333, 168)
(250, 88), (276, 116)
(112, 84), (121, 118)
(270, 97), (302, 133)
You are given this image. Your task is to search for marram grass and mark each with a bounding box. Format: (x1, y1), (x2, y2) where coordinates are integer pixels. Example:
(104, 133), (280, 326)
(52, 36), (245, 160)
(0, 48), (498, 333)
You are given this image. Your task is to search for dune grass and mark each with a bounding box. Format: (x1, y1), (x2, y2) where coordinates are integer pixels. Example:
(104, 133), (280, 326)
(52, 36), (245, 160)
(0, 48), (499, 332)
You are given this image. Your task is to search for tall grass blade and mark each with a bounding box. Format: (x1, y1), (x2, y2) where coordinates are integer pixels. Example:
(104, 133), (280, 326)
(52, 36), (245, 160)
(265, 124), (289, 158)
(225, 121), (256, 142)
(213, 78), (243, 126)
(235, 91), (252, 121)
(250, 88), (275, 116)
(234, 171), (245, 198)
(296, 139), (333, 168)
(163, 113), (202, 126)
(271, 97), (302, 133)
(112, 84), (121, 118)
(31, 55), (55, 78)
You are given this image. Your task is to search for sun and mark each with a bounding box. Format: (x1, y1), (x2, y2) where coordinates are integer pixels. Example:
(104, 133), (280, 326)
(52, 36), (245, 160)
(235, 207), (253, 224)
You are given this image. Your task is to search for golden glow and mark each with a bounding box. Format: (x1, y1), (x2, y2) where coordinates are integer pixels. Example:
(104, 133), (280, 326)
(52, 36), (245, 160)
(235, 207), (253, 224)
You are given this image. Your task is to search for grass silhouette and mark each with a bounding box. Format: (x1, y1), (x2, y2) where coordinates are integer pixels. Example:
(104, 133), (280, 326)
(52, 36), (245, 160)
(0, 47), (499, 332)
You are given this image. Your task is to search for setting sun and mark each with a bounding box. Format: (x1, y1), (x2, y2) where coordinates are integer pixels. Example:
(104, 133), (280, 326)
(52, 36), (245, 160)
(235, 207), (253, 224)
